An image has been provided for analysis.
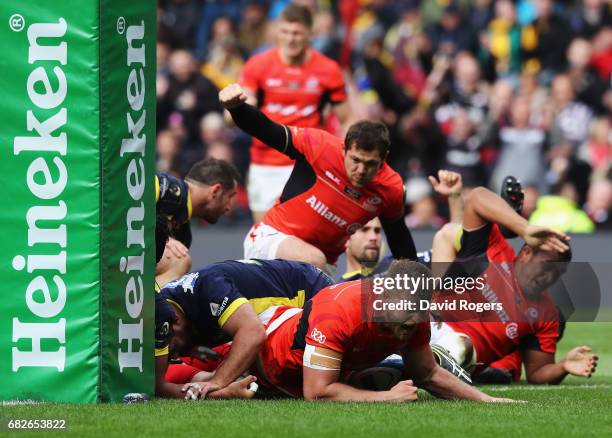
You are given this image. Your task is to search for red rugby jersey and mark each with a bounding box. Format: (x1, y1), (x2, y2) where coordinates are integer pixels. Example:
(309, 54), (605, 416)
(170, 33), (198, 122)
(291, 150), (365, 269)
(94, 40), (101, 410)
(240, 47), (347, 166)
(257, 281), (431, 398)
(445, 224), (561, 366)
(261, 126), (405, 264)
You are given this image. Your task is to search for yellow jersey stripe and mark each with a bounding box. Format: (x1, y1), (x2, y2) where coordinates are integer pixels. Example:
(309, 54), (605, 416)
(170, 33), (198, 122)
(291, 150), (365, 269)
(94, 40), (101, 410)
(155, 175), (160, 203)
(218, 297), (249, 327)
(454, 227), (463, 252)
(187, 190), (193, 220)
(155, 346), (169, 357)
(247, 290), (306, 315)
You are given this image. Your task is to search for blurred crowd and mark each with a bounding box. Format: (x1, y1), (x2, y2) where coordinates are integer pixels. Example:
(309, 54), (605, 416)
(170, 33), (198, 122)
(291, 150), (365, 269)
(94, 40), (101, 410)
(156, 0), (611, 232)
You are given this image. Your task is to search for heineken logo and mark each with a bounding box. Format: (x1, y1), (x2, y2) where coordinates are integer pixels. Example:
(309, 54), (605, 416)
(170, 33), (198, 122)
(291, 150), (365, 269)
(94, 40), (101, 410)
(11, 18), (69, 372)
(117, 19), (148, 373)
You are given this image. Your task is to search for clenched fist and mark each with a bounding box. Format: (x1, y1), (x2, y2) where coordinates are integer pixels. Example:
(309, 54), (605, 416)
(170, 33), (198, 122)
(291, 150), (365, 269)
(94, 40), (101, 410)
(219, 83), (248, 110)
(386, 379), (419, 403)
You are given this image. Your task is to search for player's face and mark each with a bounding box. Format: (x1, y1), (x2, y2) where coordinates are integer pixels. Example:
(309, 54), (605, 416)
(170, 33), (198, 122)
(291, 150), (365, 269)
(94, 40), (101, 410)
(347, 218), (382, 263)
(516, 249), (568, 299)
(344, 145), (384, 188)
(193, 182), (237, 224)
(168, 309), (192, 358)
(277, 20), (310, 60)
(381, 311), (424, 343)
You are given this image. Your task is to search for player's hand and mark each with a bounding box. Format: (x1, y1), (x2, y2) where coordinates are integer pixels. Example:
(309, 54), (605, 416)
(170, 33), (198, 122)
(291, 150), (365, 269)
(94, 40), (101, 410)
(563, 346), (598, 378)
(165, 238), (189, 258)
(522, 225), (570, 253)
(219, 83), (248, 110)
(182, 381), (220, 400)
(386, 379), (419, 403)
(208, 376), (259, 400)
(429, 170), (463, 197)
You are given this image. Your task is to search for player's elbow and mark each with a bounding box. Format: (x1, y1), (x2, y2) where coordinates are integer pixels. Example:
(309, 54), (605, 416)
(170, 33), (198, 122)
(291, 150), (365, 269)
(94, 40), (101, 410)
(303, 384), (328, 401)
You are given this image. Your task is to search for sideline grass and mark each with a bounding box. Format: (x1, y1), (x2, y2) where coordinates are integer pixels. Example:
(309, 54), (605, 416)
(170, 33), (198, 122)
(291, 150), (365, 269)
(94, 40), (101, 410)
(2, 323), (611, 438)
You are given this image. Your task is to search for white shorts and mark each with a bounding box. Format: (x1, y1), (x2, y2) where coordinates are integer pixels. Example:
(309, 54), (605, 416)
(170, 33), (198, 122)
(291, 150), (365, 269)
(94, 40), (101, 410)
(243, 222), (290, 260)
(247, 164), (294, 213)
(429, 321), (477, 370)
(243, 222), (338, 277)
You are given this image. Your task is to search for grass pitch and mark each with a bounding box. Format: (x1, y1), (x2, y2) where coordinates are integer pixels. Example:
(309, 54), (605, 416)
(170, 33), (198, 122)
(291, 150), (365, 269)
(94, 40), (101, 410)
(3, 322), (611, 438)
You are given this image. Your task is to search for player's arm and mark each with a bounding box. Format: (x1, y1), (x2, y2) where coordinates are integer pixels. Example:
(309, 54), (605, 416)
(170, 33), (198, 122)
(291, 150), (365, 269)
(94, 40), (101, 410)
(523, 346), (598, 384)
(402, 344), (518, 402)
(381, 217), (418, 260)
(429, 170), (463, 224)
(219, 83), (298, 159)
(155, 354), (188, 398)
(155, 239), (192, 288)
(302, 346), (418, 402)
(463, 187), (569, 252)
(205, 302), (266, 391)
(380, 185), (417, 260)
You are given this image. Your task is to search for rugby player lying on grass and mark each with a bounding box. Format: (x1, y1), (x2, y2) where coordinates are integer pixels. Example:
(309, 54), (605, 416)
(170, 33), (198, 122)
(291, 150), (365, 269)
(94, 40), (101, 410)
(429, 185), (598, 384)
(154, 259), (333, 399)
(251, 260), (520, 402)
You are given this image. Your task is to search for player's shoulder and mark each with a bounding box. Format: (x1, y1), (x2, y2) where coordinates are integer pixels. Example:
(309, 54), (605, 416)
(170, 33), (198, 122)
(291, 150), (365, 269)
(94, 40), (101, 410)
(290, 125), (342, 151)
(373, 164), (404, 198)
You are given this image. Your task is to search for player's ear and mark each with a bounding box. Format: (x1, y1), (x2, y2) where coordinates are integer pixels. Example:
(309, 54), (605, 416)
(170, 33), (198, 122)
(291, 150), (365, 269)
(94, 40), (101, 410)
(209, 183), (223, 198)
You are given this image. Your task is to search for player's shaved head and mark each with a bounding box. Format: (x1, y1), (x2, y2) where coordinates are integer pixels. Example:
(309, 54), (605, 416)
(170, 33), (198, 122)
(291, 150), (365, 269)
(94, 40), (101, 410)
(372, 260), (433, 342)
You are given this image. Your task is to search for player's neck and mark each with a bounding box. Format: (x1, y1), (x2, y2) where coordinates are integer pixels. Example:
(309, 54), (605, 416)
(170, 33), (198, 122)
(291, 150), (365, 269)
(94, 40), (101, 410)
(345, 255), (362, 274)
(279, 48), (310, 66)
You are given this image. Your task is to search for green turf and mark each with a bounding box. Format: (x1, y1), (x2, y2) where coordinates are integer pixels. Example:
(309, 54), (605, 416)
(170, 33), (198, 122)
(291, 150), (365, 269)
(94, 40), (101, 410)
(3, 323), (611, 438)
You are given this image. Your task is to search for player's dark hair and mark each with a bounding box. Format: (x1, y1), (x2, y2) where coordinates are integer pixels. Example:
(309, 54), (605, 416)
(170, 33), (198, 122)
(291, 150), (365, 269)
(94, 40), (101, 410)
(344, 121), (390, 158)
(520, 243), (573, 262)
(156, 213), (170, 264)
(385, 259), (434, 302)
(280, 4), (313, 28)
(186, 158), (240, 190)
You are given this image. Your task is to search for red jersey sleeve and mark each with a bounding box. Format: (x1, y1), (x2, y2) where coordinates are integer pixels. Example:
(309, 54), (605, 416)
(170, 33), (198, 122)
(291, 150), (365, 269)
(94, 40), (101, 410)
(380, 176), (405, 221)
(520, 321), (560, 354)
(305, 305), (351, 355)
(288, 126), (334, 163)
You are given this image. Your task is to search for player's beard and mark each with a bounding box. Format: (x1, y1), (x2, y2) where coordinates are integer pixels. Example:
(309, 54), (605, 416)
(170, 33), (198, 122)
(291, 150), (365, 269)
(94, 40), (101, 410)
(357, 248), (379, 265)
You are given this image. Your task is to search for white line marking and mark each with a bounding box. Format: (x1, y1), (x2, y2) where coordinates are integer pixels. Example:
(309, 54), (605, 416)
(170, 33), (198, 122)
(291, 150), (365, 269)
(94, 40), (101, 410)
(487, 384), (612, 391)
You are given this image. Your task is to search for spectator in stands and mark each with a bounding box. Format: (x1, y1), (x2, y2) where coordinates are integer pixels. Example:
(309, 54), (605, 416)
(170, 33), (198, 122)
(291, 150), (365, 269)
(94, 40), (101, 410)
(528, 0), (572, 82)
(427, 3), (477, 57)
(435, 52), (489, 132)
(158, 49), (222, 142)
(547, 74), (593, 150)
(568, 0), (612, 39)
(442, 109), (486, 188)
(585, 177), (612, 230)
(404, 177), (445, 230)
(491, 96), (546, 192)
(529, 181), (595, 233)
(566, 38), (609, 115)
